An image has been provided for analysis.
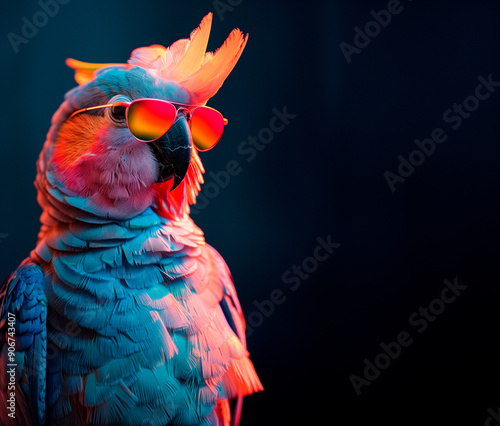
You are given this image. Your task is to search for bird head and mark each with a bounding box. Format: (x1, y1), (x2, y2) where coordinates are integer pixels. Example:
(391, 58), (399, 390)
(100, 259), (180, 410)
(37, 13), (247, 221)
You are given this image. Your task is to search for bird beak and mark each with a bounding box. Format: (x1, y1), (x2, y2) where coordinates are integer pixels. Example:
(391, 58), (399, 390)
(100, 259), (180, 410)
(149, 115), (192, 191)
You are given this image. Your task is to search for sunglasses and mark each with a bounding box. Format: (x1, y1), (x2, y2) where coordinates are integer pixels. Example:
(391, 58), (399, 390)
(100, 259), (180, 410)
(68, 98), (228, 151)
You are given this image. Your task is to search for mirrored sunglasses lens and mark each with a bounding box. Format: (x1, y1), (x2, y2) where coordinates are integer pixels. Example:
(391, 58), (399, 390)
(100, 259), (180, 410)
(190, 107), (225, 151)
(127, 100), (176, 141)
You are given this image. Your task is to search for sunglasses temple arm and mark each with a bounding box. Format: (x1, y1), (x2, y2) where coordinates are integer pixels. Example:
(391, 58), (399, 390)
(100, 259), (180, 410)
(68, 102), (130, 119)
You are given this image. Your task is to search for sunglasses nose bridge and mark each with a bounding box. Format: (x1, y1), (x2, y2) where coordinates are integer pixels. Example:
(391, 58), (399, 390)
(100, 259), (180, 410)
(175, 107), (191, 120)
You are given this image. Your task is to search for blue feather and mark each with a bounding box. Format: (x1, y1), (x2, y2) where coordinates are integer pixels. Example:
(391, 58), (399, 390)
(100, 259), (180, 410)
(0, 259), (47, 425)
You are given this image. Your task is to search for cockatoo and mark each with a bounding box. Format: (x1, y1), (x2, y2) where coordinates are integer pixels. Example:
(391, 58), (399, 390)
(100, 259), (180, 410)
(0, 13), (262, 426)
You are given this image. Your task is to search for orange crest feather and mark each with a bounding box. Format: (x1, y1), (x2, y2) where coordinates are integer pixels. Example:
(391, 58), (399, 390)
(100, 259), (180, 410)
(66, 13), (248, 104)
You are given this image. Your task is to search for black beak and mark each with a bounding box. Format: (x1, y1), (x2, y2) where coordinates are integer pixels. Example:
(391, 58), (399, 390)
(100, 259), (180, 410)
(149, 115), (191, 191)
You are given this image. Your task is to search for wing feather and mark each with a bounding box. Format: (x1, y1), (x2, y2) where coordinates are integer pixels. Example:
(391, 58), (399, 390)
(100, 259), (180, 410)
(204, 245), (263, 426)
(0, 258), (47, 425)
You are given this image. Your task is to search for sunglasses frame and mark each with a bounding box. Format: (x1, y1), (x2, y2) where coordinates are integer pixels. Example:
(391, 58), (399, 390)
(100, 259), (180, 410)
(68, 98), (228, 151)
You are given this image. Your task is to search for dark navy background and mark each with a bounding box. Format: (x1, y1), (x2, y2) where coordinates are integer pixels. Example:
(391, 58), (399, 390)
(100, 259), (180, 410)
(1, 1), (499, 425)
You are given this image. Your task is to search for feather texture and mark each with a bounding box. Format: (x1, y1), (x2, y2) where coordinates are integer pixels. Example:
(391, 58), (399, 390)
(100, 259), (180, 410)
(26, 178), (263, 424)
(66, 12), (248, 105)
(2, 12), (260, 426)
(0, 259), (47, 425)
(166, 13), (213, 82)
